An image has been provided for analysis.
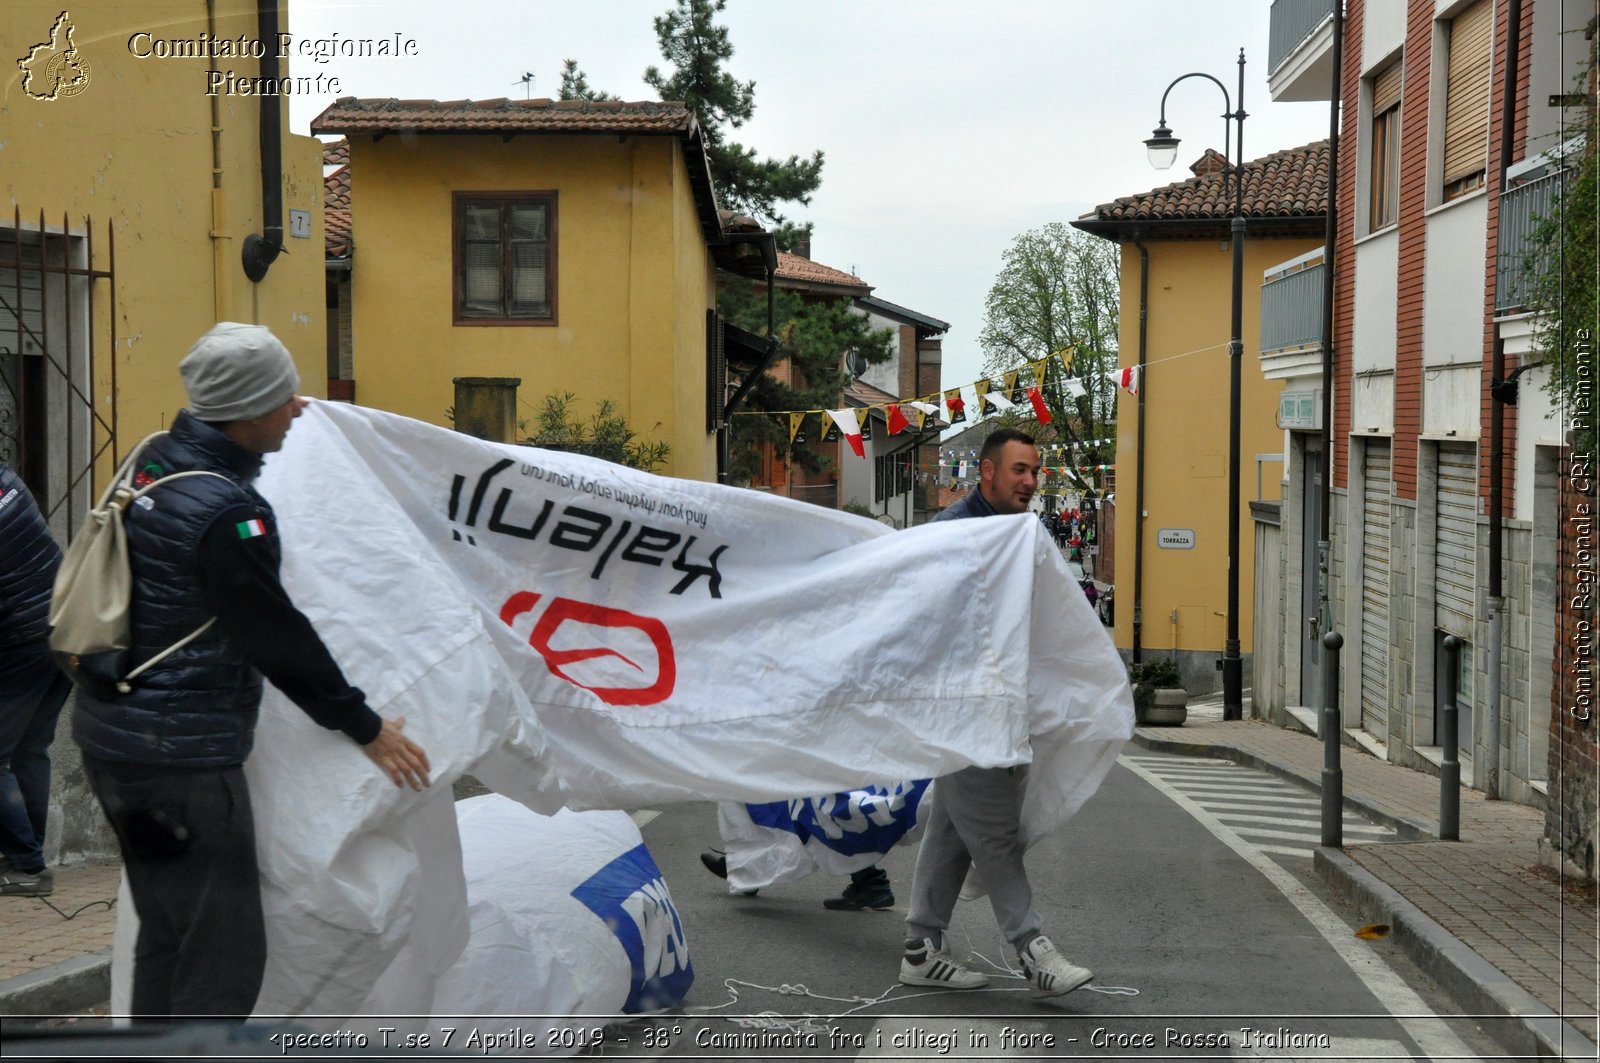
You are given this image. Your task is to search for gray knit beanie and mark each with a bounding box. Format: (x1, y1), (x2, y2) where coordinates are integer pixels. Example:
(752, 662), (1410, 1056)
(179, 323), (300, 422)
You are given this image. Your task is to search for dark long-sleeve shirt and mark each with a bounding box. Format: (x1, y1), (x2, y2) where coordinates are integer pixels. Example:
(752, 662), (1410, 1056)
(195, 505), (381, 745)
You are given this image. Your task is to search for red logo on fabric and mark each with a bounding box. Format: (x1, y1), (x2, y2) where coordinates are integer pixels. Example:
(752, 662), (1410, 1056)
(500, 592), (676, 706)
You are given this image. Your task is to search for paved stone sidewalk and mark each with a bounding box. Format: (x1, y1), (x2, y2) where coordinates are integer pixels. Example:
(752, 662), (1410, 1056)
(1135, 700), (1598, 1061)
(0, 859), (118, 1015)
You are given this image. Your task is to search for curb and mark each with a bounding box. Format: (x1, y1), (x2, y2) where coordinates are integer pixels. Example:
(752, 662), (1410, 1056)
(1315, 847), (1598, 1062)
(0, 950), (110, 1018)
(1130, 727), (1436, 840)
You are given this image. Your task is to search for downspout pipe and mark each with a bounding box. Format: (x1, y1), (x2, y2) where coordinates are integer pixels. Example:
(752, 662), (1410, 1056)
(241, 1), (285, 283)
(1319, 1), (1343, 663)
(1485, 0), (1524, 799)
(1132, 229), (1151, 664)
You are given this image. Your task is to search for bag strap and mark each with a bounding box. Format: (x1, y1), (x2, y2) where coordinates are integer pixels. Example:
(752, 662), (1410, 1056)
(118, 618), (219, 693)
(113, 460), (247, 692)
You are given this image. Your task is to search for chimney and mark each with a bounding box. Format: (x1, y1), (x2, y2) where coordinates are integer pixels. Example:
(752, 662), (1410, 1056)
(791, 233), (811, 259)
(1189, 148), (1228, 177)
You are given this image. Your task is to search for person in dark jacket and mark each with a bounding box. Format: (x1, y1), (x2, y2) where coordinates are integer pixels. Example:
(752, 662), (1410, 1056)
(898, 427), (1093, 998)
(72, 322), (430, 1021)
(0, 462), (70, 897)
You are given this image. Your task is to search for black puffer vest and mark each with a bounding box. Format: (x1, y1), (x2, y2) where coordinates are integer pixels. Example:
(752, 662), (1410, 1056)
(72, 412), (272, 768)
(0, 462), (61, 652)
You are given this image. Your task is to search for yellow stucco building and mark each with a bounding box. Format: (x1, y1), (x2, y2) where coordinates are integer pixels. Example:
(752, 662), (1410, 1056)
(3, 1), (328, 860)
(310, 98), (728, 482)
(3, 2), (327, 534)
(1074, 142), (1329, 692)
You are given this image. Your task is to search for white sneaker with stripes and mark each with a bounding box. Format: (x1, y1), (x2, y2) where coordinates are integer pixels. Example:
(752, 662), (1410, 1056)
(1018, 935), (1092, 996)
(899, 936), (990, 989)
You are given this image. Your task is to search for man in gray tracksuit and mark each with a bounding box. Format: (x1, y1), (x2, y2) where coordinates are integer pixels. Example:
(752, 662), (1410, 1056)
(898, 427), (1093, 997)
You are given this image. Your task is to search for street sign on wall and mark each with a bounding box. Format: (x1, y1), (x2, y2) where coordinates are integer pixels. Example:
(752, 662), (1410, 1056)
(1157, 528), (1196, 549)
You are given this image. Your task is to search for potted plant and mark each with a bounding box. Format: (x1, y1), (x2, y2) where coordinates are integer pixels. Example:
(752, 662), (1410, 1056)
(1127, 657), (1187, 726)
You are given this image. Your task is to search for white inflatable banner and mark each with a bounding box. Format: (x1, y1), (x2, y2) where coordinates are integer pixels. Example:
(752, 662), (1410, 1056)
(715, 782), (933, 892)
(230, 400), (1131, 1019)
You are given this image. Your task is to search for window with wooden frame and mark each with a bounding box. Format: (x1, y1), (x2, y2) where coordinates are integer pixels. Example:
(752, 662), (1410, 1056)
(453, 193), (556, 324)
(1368, 60), (1403, 231)
(1440, 0), (1492, 201)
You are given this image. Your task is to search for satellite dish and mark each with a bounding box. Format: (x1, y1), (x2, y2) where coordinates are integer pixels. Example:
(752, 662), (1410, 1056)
(845, 349), (869, 377)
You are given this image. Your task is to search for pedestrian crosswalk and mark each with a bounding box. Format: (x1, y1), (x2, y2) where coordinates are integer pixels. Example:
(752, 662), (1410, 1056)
(1120, 755), (1397, 860)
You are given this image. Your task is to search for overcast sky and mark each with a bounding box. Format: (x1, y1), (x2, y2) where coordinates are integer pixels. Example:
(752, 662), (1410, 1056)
(287, 0), (1333, 392)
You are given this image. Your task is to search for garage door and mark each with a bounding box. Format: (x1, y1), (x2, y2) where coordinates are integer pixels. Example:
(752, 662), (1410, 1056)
(1360, 441), (1392, 739)
(1435, 444), (1477, 639)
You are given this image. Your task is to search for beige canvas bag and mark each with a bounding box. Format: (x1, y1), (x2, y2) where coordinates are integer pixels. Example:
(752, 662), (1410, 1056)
(48, 433), (229, 695)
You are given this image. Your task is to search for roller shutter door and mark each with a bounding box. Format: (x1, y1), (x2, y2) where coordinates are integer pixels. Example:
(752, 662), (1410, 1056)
(1435, 444), (1477, 638)
(1360, 441), (1392, 738)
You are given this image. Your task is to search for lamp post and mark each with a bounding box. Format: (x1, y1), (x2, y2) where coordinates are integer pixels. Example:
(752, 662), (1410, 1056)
(1144, 49), (1248, 721)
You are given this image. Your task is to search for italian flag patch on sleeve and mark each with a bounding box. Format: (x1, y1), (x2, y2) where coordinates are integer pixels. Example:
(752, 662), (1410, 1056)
(236, 518), (267, 540)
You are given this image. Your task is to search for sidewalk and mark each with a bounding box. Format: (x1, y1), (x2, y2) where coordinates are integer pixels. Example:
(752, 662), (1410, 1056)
(1135, 691), (1598, 1062)
(3, 710), (1596, 1060)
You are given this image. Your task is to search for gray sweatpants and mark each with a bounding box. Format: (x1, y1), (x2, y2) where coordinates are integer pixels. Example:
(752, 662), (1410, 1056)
(904, 763), (1043, 954)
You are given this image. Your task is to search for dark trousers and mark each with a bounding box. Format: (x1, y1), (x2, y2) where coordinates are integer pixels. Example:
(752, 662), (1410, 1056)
(0, 647), (71, 873)
(86, 761), (266, 1020)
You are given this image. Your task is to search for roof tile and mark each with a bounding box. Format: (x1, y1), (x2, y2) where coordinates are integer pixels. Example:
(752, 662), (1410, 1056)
(310, 97), (695, 137)
(1084, 139), (1329, 223)
(774, 251), (870, 294)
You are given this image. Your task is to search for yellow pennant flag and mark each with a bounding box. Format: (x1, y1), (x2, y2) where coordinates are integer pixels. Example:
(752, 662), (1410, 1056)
(1002, 369), (1022, 404)
(1030, 357), (1051, 388)
(789, 411), (808, 446)
(974, 378), (992, 412)
(1054, 345), (1077, 376)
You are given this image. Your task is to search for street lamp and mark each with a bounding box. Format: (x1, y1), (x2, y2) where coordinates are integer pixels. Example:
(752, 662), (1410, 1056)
(1145, 49), (1248, 721)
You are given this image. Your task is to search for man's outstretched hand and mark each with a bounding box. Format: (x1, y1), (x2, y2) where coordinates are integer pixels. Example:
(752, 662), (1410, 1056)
(362, 715), (431, 790)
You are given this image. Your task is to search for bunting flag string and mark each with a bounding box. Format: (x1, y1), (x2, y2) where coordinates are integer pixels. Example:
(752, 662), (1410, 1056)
(719, 338), (1198, 460)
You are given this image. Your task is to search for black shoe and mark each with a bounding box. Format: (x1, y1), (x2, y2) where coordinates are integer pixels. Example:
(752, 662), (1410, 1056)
(823, 869), (894, 911)
(699, 849), (728, 879)
(700, 849), (758, 895)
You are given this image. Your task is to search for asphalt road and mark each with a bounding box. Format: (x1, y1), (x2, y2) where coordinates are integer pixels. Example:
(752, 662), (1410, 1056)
(602, 752), (1507, 1061)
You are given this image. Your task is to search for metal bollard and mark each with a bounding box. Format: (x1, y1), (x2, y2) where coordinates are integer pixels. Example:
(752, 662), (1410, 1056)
(1320, 631), (1344, 849)
(1440, 634), (1462, 841)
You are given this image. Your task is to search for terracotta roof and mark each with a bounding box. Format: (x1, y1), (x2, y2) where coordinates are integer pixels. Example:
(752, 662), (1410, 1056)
(774, 251), (870, 296)
(1076, 139), (1329, 235)
(322, 137), (348, 170)
(323, 138), (352, 257)
(310, 97), (696, 136)
(326, 207), (352, 259)
(311, 97), (722, 244)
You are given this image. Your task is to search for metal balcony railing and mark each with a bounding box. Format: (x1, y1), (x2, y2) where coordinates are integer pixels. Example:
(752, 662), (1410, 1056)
(1496, 166), (1571, 314)
(1269, 0), (1335, 74)
(1261, 259), (1325, 353)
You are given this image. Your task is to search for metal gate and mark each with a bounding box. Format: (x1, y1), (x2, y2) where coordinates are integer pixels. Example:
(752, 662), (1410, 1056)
(1435, 443), (1478, 638)
(0, 208), (116, 540)
(1360, 440), (1392, 738)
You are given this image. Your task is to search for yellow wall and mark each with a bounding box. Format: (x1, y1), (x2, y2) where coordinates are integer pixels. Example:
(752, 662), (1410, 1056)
(2, 2), (326, 484)
(347, 133), (717, 480)
(1111, 234), (1321, 657)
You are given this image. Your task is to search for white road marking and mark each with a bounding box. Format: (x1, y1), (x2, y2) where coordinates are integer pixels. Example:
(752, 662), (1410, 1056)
(1218, 813), (1394, 835)
(1120, 755), (1477, 1062)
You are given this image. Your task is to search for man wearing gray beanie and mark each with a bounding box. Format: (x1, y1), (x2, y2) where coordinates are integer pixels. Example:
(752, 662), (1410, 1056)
(72, 322), (430, 1021)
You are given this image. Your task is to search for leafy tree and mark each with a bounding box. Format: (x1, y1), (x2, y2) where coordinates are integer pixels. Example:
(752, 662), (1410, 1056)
(644, 0), (823, 243)
(522, 392), (669, 472)
(977, 223), (1120, 471)
(719, 281), (893, 483)
(1528, 84), (1597, 449)
(557, 59), (619, 102)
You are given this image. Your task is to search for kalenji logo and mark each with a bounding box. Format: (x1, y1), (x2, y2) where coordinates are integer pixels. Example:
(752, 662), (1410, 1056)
(18, 12), (92, 101)
(500, 591), (676, 706)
